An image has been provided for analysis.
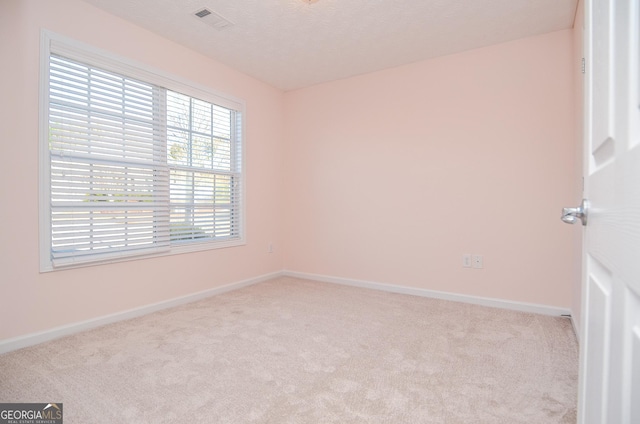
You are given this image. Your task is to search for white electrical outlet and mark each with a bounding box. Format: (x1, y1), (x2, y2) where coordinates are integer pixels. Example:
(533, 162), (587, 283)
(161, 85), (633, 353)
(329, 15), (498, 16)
(268, 243), (274, 253)
(462, 254), (472, 268)
(472, 255), (483, 269)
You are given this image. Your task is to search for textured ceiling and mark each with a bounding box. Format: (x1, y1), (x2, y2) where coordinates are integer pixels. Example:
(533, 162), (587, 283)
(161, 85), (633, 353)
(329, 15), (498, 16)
(81, 0), (578, 91)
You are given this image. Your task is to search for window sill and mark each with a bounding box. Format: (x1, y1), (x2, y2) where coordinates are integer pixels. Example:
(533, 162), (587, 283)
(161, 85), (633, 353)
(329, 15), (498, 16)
(40, 237), (246, 273)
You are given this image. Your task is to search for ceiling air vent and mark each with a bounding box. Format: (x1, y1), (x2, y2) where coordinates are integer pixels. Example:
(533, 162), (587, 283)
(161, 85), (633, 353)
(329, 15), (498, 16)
(193, 8), (233, 30)
(195, 9), (211, 18)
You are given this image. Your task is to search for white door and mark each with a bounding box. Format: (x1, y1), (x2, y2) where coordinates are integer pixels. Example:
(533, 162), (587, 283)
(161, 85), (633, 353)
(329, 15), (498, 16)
(577, 0), (640, 422)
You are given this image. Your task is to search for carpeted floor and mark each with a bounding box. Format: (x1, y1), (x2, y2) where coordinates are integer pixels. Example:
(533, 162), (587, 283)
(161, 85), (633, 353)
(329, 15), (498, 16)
(0, 277), (578, 423)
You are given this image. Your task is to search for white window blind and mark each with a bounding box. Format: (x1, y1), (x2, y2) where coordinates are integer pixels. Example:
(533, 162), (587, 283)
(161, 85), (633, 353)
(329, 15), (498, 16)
(41, 33), (244, 270)
(49, 55), (170, 267)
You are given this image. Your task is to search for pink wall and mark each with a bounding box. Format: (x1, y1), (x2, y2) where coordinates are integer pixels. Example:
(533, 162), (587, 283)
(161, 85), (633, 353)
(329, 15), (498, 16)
(0, 0), (284, 341)
(283, 30), (578, 308)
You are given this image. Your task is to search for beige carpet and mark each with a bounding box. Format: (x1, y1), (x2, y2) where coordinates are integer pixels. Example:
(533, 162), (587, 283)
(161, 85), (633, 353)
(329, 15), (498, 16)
(0, 277), (578, 423)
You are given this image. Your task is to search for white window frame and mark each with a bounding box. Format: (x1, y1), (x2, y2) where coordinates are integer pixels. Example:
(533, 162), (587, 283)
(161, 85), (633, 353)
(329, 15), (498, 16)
(39, 31), (246, 272)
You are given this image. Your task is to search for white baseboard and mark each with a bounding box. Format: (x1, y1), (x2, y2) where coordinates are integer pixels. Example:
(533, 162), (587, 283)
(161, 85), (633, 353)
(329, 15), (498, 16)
(0, 271), (284, 355)
(1, 269), (574, 355)
(283, 270), (572, 317)
(571, 315), (580, 342)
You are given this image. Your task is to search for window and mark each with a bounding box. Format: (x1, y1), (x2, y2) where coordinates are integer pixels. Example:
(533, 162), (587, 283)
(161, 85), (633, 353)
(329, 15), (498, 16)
(40, 32), (244, 271)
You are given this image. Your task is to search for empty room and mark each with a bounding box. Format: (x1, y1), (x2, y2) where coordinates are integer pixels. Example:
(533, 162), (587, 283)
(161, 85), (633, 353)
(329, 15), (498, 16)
(1, 0), (638, 422)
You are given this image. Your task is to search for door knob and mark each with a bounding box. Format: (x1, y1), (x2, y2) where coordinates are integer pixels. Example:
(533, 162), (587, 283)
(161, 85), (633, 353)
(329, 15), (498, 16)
(561, 199), (589, 226)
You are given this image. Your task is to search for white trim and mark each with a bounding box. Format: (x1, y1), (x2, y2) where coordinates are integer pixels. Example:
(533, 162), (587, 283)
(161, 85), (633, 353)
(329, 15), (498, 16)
(39, 31), (52, 273)
(0, 270), (580, 354)
(1, 270), (575, 354)
(283, 270), (572, 317)
(40, 239), (247, 274)
(571, 314), (580, 343)
(0, 271), (283, 355)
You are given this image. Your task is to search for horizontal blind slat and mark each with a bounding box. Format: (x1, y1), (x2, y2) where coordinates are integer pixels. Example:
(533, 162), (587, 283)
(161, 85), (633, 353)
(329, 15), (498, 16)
(51, 151), (167, 169)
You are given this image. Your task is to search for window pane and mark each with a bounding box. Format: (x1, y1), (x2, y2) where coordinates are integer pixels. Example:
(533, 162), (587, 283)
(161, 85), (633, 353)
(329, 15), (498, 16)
(212, 105), (231, 139)
(191, 134), (212, 168)
(167, 91), (190, 130)
(169, 168), (236, 242)
(168, 129), (189, 167)
(192, 98), (212, 135)
(212, 138), (231, 171)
